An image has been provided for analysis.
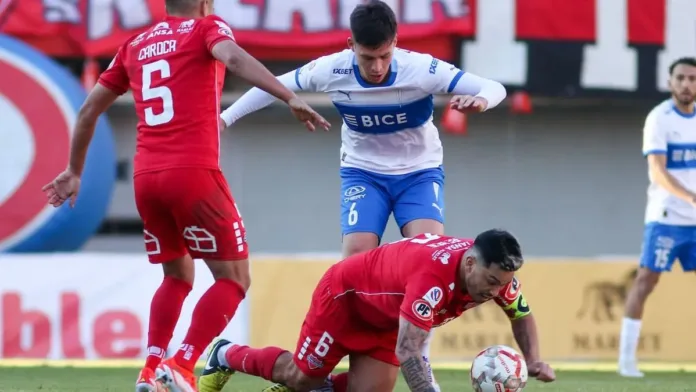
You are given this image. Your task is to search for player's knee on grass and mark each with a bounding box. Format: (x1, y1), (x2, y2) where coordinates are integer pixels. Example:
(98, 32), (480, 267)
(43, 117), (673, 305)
(342, 232), (380, 258)
(276, 360), (326, 392)
(204, 258), (251, 291)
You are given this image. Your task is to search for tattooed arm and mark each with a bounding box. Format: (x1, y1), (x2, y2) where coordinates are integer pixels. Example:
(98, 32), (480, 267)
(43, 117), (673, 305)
(510, 313), (555, 381)
(496, 278), (555, 381)
(510, 313), (540, 362)
(496, 277), (538, 361)
(395, 317), (438, 392)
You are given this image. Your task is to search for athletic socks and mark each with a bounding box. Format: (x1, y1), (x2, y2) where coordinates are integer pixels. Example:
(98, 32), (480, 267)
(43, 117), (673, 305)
(144, 276), (192, 371)
(223, 345), (287, 380)
(619, 317), (642, 365)
(173, 278), (246, 371)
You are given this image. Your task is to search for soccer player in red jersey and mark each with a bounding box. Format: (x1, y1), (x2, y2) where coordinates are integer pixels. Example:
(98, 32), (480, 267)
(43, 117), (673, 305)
(40, 0), (330, 391)
(199, 230), (555, 392)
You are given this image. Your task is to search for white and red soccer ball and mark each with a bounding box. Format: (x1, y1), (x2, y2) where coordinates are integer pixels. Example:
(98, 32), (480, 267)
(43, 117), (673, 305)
(470, 345), (528, 392)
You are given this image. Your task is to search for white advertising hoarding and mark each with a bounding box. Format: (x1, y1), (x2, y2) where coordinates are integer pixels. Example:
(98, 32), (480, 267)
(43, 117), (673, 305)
(0, 253), (249, 359)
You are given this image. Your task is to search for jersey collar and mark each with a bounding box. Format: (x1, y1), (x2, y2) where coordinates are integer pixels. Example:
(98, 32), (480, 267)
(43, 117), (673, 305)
(672, 102), (696, 119)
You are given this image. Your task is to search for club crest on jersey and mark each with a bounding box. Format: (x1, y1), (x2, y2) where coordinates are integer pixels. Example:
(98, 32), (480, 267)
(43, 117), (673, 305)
(0, 35), (115, 252)
(412, 299), (433, 321)
(502, 277), (521, 302)
(423, 287), (443, 307)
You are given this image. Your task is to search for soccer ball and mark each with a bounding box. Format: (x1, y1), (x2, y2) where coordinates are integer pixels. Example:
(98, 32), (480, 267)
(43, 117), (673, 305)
(470, 345), (528, 392)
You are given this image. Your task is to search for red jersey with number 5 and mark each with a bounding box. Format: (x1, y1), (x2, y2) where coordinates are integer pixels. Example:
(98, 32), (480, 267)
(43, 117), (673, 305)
(330, 234), (527, 332)
(98, 15), (235, 175)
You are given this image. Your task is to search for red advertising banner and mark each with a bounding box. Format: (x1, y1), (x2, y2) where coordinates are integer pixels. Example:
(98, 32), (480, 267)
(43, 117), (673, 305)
(515, 0), (666, 45)
(0, 0), (686, 96)
(0, 0), (473, 60)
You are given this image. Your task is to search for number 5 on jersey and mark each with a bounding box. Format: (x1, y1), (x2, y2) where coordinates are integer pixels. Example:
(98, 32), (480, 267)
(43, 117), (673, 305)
(142, 59), (174, 126)
(297, 332), (334, 361)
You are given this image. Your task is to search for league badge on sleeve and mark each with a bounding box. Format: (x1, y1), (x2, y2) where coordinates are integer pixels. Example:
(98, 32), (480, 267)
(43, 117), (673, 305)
(412, 299), (433, 321)
(0, 35), (116, 252)
(422, 286), (443, 307)
(214, 20), (233, 37)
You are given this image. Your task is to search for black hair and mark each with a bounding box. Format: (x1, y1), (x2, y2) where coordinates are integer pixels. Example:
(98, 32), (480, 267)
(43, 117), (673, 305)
(349, 1), (397, 48)
(473, 229), (523, 272)
(669, 57), (696, 75)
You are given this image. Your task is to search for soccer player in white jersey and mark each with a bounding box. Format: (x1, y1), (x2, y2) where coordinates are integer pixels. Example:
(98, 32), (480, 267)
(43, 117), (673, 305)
(198, 1), (505, 391)
(618, 57), (696, 378)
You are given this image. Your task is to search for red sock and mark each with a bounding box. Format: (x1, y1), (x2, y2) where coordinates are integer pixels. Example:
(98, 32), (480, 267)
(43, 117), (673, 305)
(330, 372), (348, 392)
(225, 345), (287, 380)
(173, 278), (246, 371)
(144, 276), (192, 371)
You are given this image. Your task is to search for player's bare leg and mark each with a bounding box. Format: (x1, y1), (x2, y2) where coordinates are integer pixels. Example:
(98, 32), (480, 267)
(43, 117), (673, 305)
(619, 267), (660, 377)
(158, 258), (250, 392)
(341, 232), (379, 258)
(137, 255), (195, 392)
(266, 351), (332, 391)
(329, 355), (399, 392)
(401, 218), (445, 391)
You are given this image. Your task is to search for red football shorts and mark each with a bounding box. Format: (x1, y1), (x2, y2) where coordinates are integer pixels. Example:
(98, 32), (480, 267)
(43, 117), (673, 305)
(133, 168), (248, 263)
(293, 268), (399, 378)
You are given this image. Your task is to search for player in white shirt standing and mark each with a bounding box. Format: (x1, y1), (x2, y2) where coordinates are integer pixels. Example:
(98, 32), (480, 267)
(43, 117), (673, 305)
(619, 57), (696, 378)
(198, 2), (505, 392)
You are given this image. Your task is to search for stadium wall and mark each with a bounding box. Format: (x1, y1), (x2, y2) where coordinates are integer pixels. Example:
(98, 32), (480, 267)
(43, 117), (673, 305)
(0, 254), (693, 362)
(104, 103), (651, 257)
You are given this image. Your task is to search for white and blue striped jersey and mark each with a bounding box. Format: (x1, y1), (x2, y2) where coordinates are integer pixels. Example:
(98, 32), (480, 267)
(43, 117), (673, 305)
(643, 99), (696, 225)
(221, 48), (506, 175)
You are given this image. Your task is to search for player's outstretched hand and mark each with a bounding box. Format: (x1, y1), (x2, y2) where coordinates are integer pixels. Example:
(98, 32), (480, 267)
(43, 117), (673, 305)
(450, 95), (488, 113)
(42, 169), (81, 208)
(527, 361), (556, 382)
(287, 97), (331, 132)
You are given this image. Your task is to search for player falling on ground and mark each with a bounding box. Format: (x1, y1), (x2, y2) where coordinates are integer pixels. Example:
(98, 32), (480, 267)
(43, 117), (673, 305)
(40, 0), (330, 391)
(618, 57), (696, 378)
(208, 2), (506, 389)
(199, 231), (556, 392)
